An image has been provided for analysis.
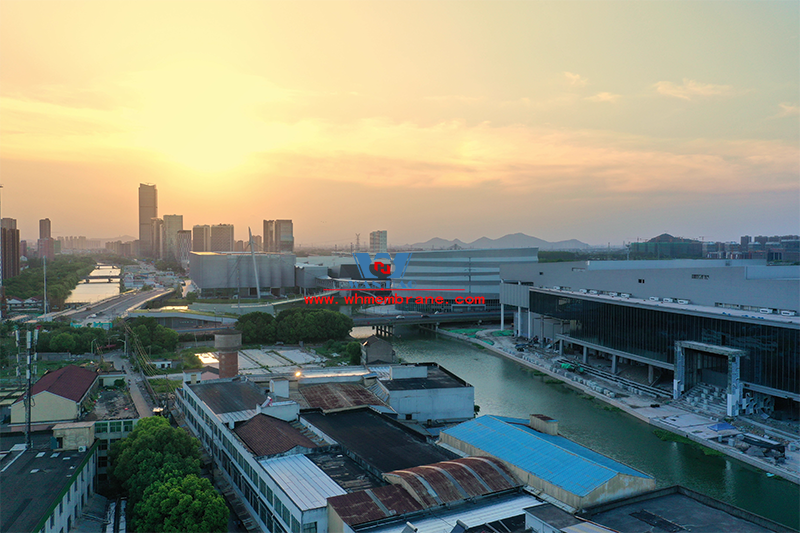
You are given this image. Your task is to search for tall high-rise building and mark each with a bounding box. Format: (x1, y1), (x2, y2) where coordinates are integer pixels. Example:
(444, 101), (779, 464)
(163, 214), (183, 261)
(193, 225), (211, 252)
(369, 230), (388, 253)
(151, 218), (164, 260)
(263, 220), (275, 252)
(263, 219), (293, 252)
(138, 183), (158, 257)
(39, 218), (51, 239)
(176, 230), (192, 270)
(210, 224), (234, 252)
(1, 218), (20, 280)
(38, 238), (55, 261)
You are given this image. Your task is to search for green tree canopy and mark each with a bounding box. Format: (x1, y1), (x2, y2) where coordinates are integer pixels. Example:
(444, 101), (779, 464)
(133, 475), (228, 533)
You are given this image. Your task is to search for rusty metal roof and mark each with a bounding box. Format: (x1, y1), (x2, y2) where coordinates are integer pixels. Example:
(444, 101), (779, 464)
(299, 382), (387, 411)
(384, 457), (520, 508)
(328, 484), (423, 526)
(233, 414), (320, 457)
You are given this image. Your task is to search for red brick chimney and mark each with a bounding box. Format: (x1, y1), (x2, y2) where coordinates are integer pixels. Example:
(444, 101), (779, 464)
(215, 332), (241, 379)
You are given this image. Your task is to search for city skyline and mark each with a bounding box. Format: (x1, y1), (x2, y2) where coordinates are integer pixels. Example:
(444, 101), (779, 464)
(1, 1), (797, 246)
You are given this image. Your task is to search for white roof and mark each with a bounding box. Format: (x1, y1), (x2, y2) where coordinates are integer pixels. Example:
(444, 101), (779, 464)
(258, 454), (346, 511)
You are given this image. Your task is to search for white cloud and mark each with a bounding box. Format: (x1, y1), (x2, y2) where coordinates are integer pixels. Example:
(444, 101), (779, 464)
(775, 103), (800, 117)
(564, 72), (588, 87)
(585, 92), (621, 103)
(654, 79), (733, 100)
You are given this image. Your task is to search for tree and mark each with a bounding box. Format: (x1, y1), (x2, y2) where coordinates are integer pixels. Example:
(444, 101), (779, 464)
(51, 332), (76, 353)
(133, 475), (228, 533)
(346, 341), (361, 365)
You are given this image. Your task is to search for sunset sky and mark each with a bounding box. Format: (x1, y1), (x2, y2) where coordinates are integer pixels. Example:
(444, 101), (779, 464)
(2, 0), (798, 246)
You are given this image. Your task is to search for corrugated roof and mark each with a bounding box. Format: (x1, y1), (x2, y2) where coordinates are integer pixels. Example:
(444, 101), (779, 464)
(441, 416), (652, 497)
(18, 365), (97, 404)
(234, 414), (319, 457)
(356, 493), (543, 533)
(259, 454), (346, 511)
(299, 383), (387, 411)
(385, 457), (519, 508)
(189, 379), (267, 414)
(328, 485), (423, 526)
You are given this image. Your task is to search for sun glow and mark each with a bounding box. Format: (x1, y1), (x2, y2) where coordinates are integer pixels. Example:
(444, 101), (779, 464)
(130, 62), (294, 173)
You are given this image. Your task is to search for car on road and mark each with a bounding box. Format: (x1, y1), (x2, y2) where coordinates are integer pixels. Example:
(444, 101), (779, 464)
(395, 315), (404, 319)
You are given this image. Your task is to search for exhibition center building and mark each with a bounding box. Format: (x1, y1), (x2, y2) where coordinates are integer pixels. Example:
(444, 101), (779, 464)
(500, 260), (799, 418)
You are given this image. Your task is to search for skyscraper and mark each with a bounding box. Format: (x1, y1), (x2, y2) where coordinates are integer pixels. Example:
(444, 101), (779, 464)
(1, 218), (20, 280)
(177, 230), (192, 270)
(151, 218), (164, 260)
(263, 219), (293, 252)
(193, 225), (211, 252)
(263, 220), (275, 252)
(138, 183), (158, 257)
(163, 214), (183, 261)
(210, 224), (234, 252)
(39, 218), (51, 239)
(370, 230), (388, 253)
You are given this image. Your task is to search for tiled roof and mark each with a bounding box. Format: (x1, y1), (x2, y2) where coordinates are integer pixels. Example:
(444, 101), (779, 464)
(233, 414), (319, 457)
(328, 485), (423, 526)
(18, 365), (97, 404)
(385, 457), (520, 507)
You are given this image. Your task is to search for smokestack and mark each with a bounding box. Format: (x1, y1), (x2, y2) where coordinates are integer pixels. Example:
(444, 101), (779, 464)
(215, 332), (241, 379)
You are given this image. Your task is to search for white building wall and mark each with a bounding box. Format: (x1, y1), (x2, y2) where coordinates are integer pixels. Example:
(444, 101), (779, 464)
(41, 445), (98, 533)
(387, 387), (474, 422)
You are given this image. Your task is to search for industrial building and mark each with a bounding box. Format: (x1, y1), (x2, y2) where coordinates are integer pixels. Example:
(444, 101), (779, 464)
(0, 431), (99, 533)
(439, 414), (655, 510)
(189, 251), (296, 298)
(499, 259), (799, 418)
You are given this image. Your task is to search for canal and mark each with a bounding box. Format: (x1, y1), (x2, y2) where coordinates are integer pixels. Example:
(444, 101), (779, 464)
(351, 326), (799, 529)
(65, 264), (121, 304)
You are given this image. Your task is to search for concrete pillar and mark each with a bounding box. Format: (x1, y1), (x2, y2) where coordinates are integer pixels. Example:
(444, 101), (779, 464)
(674, 343), (686, 400)
(500, 303), (505, 330)
(517, 306), (522, 337)
(648, 364), (654, 384)
(611, 354), (617, 374)
(527, 310), (532, 340)
(558, 339), (563, 355)
(727, 352), (743, 417)
(582, 346), (588, 365)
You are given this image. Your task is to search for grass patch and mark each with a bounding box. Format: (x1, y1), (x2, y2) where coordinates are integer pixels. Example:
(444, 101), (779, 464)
(150, 378), (182, 394)
(531, 370), (546, 376)
(581, 394), (595, 401)
(545, 379), (562, 385)
(653, 429), (724, 456)
(450, 328), (482, 337)
(490, 330), (514, 337)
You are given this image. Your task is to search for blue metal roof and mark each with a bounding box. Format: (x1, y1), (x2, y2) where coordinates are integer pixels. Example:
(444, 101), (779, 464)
(441, 415), (652, 497)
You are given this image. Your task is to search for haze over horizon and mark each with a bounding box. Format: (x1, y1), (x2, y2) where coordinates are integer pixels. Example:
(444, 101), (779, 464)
(2, 1), (798, 247)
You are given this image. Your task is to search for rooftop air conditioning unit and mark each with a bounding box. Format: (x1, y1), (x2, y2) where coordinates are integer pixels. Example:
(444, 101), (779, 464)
(78, 446), (87, 452)
(553, 286), (561, 290)
(759, 308), (772, 314)
(579, 289), (588, 293)
(677, 299), (690, 305)
(607, 292), (618, 297)
(588, 290), (598, 295)
(649, 297), (660, 302)
(620, 293), (631, 298)
(662, 298), (674, 303)
(781, 310), (797, 316)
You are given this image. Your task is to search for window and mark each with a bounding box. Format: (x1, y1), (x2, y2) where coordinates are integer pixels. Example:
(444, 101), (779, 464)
(692, 274), (709, 280)
(638, 279), (645, 284)
(59, 502), (63, 515)
(302, 523), (317, 533)
(109, 421), (122, 433)
(123, 421), (134, 431)
(50, 515), (55, 528)
(99, 441), (108, 451)
(95, 422), (107, 434)
(292, 517), (301, 533)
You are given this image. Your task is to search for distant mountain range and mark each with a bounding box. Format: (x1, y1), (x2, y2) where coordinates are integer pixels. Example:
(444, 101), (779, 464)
(405, 233), (590, 251)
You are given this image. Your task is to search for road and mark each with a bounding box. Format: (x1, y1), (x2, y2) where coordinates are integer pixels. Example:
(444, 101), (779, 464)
(63, 288), (172, 322)
(107, 351), (154, 419)
(352, 311), (513, 327)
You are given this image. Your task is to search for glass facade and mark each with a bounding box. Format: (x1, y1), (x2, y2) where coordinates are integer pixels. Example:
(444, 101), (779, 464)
(530, 291), (799, 395)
